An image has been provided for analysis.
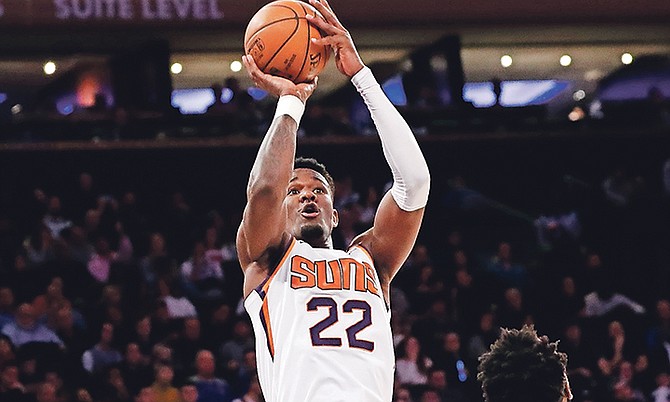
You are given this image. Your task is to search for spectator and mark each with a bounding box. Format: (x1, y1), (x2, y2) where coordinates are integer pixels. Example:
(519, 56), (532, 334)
(129, 315), (154, 357)
(150, 364), (180, 402)
(95, 366), (131, 402)
(0, 335), (16, 368)
(135, 386), (156, 402)
(395, 336), (432, 387)
(42, 196), (72, 239)
(36, 383), (59, 402)
(1, 303), (63, 348)
(25, 225), (55, 267)
(597, 321), (649, 382)
(119, 343), (153, 397)
(486, 241), (528, 291)
(180, 241), (224, 302)
(466, 311), (499, 365)
(602, 167), (643, 208)
(651, 372), (670, 402)
(139, 232), (175, 294)
(426, 368), (467, 402)
(450, 267), (485, 332)
(497, 287), (533, 329)
(202, 302), (233, 352)
(433, 332), (476, 398)
(231, 373), (263, 402)
(87, 235), (125, 284)
(179, 382), (199, 402)
(561, 322), (596, 402)
(412, 299), (457, 357)
(0, 287), (15, 330)
(218, 318), (254, 375)
(81, 322), (123, 374)
(393, 386), (414, 402)
(188, 350), (232, 402)
(171, 317), (205, 379)
(158, 280), (197, 320)
(0, 364), (31, 402)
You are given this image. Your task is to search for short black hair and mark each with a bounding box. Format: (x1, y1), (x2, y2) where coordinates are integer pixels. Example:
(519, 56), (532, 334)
(294, 157), (335, 195)
(477, 325), (568, 402)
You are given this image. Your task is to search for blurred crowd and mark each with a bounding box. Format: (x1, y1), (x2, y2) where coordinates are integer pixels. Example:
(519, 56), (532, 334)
(0, 149), (669, 402)
(4, 72), (667, 144)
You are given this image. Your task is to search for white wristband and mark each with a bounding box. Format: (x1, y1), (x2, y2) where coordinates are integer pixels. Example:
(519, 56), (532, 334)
(273, 95), (305, 126)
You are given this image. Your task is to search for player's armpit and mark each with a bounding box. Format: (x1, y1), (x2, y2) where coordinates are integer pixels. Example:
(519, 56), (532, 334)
(361, 192), (425, 285)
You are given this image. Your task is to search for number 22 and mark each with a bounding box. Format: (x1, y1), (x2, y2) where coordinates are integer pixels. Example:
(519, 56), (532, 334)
(307, 297), (374, 351)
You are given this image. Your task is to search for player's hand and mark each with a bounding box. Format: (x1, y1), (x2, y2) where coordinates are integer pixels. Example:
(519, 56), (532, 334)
(242, 54), (317, 103)
(307, 0), (364, 78)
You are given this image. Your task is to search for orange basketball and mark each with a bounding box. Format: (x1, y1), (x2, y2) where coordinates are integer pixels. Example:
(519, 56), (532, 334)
(244, 0), (330, 84)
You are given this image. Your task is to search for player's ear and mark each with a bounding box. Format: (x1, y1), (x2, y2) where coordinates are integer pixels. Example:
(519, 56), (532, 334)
(332, 208), (339, 228)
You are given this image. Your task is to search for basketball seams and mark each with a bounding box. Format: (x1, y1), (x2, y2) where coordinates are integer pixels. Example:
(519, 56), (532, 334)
(245, 4), (305, 39)
(251, 5), (301, 73)
(294, 2), (311, 83)
(245, 0), (327, 83)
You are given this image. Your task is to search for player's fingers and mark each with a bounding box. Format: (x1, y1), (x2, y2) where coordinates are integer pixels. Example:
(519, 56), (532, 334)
(311, 35), (346, 49)
(242, 55), (265, 85)
(305, 14), (343, 36)
(302, 76), (318, 92)
(242, 55), (259, 73)
(308, 0), (343, 29)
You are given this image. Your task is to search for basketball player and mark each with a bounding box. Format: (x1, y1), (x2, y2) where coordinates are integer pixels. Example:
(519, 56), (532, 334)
(477, 325), (573, 402)
(237, 0), (430, 400)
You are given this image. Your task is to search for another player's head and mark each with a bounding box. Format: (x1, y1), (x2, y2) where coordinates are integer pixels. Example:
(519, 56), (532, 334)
(285, 157), (338, 247)
(477, 325), (572, 402)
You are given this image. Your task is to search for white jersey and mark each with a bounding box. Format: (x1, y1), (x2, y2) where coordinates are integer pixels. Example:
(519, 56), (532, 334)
(245, 237), (395, 402)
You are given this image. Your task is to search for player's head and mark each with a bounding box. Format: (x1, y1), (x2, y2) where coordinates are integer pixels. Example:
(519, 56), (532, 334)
(285, 157), (338, 247)
(477, 325), (572, 402)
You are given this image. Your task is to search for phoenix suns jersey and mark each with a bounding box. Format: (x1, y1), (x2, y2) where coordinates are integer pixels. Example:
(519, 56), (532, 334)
(244, 237), (395, 402)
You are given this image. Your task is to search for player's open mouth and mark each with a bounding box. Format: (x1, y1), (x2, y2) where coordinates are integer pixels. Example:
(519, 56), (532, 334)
(300, 204), (319, 218)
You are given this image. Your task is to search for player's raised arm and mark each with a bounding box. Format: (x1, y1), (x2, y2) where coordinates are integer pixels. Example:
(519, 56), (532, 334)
(236, 55), (317, 279)
(308, 0), (430, 285)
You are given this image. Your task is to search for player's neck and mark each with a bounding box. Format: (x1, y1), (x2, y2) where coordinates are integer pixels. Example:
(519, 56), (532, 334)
(303, 236), (333, 249)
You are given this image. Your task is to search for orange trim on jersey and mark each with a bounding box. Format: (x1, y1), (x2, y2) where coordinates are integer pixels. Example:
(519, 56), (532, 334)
(262, 237), (297, 294)
(260, 236), (297, 359)
(261, 298), (275, 358)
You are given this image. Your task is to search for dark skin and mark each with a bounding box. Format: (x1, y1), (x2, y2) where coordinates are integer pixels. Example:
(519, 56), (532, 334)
(236, 0), (425, 303)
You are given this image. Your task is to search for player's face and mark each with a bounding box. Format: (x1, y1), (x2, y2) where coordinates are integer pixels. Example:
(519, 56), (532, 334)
(284, 168), (338, 247)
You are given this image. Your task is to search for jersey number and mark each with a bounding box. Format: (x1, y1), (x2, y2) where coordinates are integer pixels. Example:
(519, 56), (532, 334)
(306, 297), (374, 351)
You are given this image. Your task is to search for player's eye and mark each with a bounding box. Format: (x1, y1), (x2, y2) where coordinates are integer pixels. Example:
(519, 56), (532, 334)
(314, 188), (324, 194)
(287, 189), (299, 195)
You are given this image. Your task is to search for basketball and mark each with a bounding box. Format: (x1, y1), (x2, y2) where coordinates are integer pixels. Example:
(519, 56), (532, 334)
(244, 0), (330, 84)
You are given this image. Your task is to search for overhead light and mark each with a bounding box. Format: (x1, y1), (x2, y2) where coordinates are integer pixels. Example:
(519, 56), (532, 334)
(559, 55), (572, 67)
(43, 61), (56, 75)
(11, 104), (22, 115)
(621, 53), (634, 65)
(568, 106), (585, 122)
(230, 60), (242, 72)
(573, 90), (586, 101)
(500, 55), (513, 68)
(170, 62), (183, 74)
